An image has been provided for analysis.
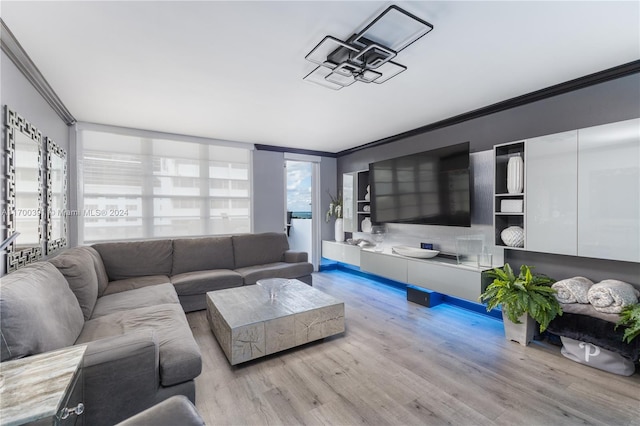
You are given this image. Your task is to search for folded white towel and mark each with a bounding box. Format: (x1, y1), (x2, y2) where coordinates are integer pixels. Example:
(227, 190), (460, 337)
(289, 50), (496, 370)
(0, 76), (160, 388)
(587, 280), (640, 314)
(552, 277), (594, 304)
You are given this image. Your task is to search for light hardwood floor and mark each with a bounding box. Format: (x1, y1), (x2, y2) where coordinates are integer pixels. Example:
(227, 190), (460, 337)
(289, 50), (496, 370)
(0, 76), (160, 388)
(188, 270), (640, 426)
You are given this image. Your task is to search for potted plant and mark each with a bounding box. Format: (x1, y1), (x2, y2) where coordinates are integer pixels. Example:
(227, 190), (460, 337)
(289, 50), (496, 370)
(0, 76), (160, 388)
(325, 190), (344, 242)
(615, 303), (640, 344)
(479, 263), (562, 346)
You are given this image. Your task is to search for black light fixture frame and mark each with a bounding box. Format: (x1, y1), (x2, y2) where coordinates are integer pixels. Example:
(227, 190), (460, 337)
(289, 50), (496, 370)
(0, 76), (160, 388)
(350, 5), (434, 52)
(303, 5), (433, 90)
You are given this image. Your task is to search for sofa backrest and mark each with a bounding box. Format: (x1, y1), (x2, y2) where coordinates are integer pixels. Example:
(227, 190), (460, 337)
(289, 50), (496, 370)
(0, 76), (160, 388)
(49, 247), (100, 320)
(232, 232), (289, 269)
(172, 236), (235, 275)
(0, 262), (85, 361)
(83, 246), (110, 297)
(93, 239), (173, 281)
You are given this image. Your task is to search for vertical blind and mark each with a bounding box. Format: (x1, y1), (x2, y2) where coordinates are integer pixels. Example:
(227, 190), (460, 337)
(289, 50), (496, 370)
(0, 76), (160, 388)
(77, 128), (252, 243)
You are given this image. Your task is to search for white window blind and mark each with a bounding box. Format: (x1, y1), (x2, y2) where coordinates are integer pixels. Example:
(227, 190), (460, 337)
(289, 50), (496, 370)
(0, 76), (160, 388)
(77, 128), (251, 243)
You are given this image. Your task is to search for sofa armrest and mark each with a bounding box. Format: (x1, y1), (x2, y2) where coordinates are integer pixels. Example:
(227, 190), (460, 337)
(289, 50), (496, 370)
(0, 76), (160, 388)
(82, 330), (160, 426)
(284, 250), (308, 263)
(116, 395), (205, 426)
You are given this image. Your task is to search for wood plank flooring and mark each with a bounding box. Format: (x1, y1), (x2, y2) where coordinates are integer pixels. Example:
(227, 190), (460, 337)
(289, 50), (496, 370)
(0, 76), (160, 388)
(188, 270), (640, 426)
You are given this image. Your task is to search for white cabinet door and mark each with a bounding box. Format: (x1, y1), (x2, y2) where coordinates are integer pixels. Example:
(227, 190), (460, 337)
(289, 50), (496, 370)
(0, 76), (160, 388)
(321, 240), (361, 266)
(526, 131), (578, 255)
(406, 259), (482, 302)
(342, 173), (355, 232)
(360, 250), (407, 283)
(578, 118), (640, 262)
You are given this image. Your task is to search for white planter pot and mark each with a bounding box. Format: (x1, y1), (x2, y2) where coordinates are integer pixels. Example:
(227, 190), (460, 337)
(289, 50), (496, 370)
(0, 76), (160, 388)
(334, 218), (344, 242)
(506, 155), (524, 194)
(502, 310), (535, 346)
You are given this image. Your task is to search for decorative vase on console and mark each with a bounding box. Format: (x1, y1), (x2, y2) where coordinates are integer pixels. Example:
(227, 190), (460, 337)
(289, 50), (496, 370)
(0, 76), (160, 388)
(506, 155), (524, 194)
(370, 225), (386, 252)
(334, 218), (344, 242)
(325, 190), (344, 242)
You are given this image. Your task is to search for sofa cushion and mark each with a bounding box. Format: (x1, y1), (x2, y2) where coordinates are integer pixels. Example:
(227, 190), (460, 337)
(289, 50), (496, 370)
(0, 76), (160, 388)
(49, 247), (99, 320)
(0, 262), (84, 361)
(93, 240), (173, 281)
(170, 270), (243, 296)
(103, 275), (171, 296)
(83, 246), (110, 297)
(235, 262), (314, 285)
(92, 284), (180, 318)
(232, 233), (289, 269)
(76, 303), (202, 386)
(172, 237), (235, 275)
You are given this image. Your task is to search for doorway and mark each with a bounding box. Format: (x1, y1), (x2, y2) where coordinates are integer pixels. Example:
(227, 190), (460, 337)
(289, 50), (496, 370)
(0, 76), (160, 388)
(285, 158), (319, 270)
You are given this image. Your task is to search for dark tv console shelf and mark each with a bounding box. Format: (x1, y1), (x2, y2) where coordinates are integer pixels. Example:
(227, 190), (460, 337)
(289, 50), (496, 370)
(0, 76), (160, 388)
(493, 141), (525, 249)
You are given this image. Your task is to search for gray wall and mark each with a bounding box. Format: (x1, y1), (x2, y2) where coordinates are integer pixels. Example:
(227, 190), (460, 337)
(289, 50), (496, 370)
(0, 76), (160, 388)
(319, 156), (338, 243)
(339, 74), (640, 172)
(253, 150), (286, 234)
(338, 73), (640, 284)
(1, 51), (71, 276)
(1, 52), (70, 146)
(252, 150), (337, 243)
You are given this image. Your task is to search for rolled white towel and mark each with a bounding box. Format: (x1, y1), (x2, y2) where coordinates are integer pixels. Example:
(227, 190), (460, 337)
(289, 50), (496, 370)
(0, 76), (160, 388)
(552, 277), (594, 304)
(587, 280), (640, 314)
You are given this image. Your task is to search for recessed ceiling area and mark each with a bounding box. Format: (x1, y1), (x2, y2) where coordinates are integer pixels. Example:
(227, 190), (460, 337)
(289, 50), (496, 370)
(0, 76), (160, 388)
(2, 1), (639, 153)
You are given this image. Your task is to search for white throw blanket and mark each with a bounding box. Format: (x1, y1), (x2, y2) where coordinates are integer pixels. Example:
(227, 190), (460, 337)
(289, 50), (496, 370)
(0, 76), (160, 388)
(587, 280), (640, 313)
(552, 276), (594, 304)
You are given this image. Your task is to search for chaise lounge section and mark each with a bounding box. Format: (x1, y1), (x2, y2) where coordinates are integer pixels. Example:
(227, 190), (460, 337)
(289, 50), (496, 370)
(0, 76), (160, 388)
(0, 259), (201, 426)
(0, 232), (312, 425)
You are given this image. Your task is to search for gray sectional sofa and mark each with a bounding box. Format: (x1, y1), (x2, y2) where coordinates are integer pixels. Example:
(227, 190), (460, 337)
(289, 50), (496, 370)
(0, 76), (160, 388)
(94, 232), (313, 311)
(0, 232), (312, 425)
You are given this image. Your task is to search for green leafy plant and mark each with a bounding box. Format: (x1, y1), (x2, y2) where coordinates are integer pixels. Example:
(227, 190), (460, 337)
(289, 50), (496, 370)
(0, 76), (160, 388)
(479, 263), (562, 332)
(325, 190), (343, 222)
(615, 303), (640, 344)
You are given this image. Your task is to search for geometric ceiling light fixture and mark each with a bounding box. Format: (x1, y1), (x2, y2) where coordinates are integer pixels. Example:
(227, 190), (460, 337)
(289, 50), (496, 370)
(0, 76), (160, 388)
(303, 5), (433, 90)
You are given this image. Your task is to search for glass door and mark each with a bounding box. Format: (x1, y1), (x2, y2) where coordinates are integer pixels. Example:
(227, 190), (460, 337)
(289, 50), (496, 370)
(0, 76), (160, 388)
(285, 160), (314, 265)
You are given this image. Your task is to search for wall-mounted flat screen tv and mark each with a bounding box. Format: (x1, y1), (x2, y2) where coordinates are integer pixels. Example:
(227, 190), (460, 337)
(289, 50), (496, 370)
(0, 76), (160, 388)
(369, 141), (471, 227)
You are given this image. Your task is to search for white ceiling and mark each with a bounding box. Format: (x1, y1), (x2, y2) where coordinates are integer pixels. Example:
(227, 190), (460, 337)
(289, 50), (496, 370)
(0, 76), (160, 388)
(2, 1), (639, 153)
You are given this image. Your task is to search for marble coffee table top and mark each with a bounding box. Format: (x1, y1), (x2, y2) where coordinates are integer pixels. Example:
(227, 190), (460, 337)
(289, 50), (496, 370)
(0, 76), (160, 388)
(0, 345), (87, 426)
(209, 279), (342, 328)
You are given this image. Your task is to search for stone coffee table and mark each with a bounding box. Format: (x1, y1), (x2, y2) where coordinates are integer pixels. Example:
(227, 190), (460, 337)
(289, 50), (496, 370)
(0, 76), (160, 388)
(206, 279), (345, 365)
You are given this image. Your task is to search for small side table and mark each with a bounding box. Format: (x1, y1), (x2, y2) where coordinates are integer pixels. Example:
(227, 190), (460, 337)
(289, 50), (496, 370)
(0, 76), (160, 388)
(0, 345), (87, 426)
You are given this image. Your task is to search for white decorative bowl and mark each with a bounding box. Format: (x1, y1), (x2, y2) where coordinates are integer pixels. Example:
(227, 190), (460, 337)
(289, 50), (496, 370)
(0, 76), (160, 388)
(392, 245), (440, 259)
(500, 226), (525, 247)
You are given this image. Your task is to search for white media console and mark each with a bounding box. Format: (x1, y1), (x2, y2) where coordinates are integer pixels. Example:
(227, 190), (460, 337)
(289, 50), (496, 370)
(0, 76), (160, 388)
(322, 240), (488, 302)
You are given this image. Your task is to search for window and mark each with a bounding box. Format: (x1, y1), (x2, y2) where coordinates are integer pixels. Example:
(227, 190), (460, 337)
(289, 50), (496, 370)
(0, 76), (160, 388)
(77, 127), (252, 243)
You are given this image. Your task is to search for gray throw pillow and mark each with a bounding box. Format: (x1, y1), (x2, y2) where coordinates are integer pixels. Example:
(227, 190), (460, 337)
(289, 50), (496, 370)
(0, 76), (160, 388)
(0, 262), (84, 361)
(83, 246), (110, 297)
(49, 247), (100, 320)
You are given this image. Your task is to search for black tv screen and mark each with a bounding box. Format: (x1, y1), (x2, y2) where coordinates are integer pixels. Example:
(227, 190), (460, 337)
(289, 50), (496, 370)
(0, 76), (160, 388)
(369, 142), (471, 227)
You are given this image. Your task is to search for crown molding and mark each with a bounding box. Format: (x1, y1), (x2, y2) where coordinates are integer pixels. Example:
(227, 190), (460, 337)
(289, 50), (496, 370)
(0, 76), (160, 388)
(337, 60), (640, 157)
(255, 144), (337, 158)
(1, 19), (76, 126)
